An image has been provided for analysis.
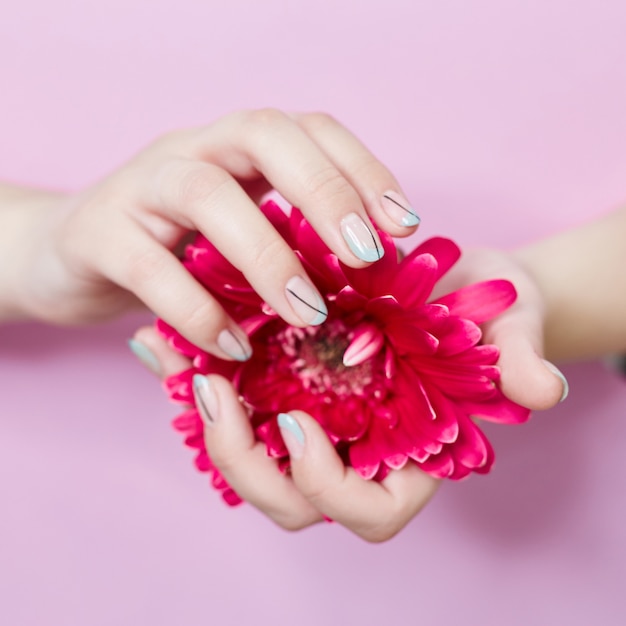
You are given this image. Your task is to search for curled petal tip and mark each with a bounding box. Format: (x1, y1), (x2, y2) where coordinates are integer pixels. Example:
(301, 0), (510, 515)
(342, 323), (385, 367)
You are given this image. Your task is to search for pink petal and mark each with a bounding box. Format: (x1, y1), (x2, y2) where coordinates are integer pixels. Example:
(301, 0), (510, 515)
(171, 408), (202, 434)
(343, 322), (385, 367)
(163, 368), (196, 404)
(417, 450), (455, 478)
(349, 442), (381, 479)
(452, 415), (492, 469)
(436, 318), (483, 355)
(391, 253), (438, 309)
(334, 285), (368, 311)
(386, 323), (439, 355)
(462, 394), (531, 424)
(434, 279), (518, 324)
(194, 450), (213, 472)
(421, 386), (460, 444)
(403, 237), (461, 280)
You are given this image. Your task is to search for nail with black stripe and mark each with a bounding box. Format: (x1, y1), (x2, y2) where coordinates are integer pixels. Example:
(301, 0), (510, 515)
(286, 276), (328, 326)
(340, 212), (384, 262)
(217, 328), (252, 361)
(382, 191), (421, 227)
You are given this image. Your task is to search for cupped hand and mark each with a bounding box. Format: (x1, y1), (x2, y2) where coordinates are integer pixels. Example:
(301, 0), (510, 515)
(132, 325), (439, 543)
(433, 246), (569, 411)
(17, 110), (420, 362)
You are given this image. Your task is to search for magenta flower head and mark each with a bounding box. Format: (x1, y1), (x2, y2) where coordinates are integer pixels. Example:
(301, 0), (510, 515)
(158, 201), (530, 505)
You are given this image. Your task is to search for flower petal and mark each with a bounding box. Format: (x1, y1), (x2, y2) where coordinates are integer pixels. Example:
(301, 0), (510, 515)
(462, 394), (532, 424)
(434, 279), (517, 324)
(343, 322), (385, 367)
(436, 317), (483, 355)
(391, 253), (438, 309)
(453, 415), (492, 470)
(417, 449), (455, 478)
(403, 237), (461, 280)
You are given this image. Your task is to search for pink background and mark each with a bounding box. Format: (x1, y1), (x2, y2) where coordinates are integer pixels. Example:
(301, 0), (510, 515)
(1, 1), (626, 624)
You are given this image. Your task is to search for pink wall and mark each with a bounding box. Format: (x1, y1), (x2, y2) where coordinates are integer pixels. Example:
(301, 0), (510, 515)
(1, 1), (625, 624)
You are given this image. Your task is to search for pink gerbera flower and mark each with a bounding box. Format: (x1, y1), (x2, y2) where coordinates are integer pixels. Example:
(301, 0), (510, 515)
(159, 200), (530, 505)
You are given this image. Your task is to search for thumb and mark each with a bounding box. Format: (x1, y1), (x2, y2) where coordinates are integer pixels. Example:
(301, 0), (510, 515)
(484, 303), (568, 411)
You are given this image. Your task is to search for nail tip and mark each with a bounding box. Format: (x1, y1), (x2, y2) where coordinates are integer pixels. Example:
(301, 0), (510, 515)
(277, 412), (305, 444)
(401, 213), (421, 227)
(309, 310), (328, 326)
(192, 372), (208, 388)
(128, 338), (161, 374)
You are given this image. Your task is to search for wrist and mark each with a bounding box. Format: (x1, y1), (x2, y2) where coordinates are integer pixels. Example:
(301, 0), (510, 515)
(0, 185), (68, 322)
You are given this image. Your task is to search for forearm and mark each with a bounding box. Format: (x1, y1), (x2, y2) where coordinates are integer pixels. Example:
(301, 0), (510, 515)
(515, 207), (626, 362)
(0, 183), (65, 322)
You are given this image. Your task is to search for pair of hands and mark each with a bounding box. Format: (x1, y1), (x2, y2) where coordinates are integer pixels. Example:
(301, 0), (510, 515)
(11, 109), (566, 541)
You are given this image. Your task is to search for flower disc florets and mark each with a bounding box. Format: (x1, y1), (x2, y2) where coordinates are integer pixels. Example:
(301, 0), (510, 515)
(159, 200), (530, 505)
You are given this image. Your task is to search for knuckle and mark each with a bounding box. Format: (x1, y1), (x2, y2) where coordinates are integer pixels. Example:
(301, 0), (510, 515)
(348, 153), (386, 181)
(272, 512), (315, 532)
(124, 248), (168, 289)
(303, 165), (352, 202)
(298, 479), (337, 509)
(149, 128), (189, 153)
(244, 107), (290, 132)
(298, 111), (338, 132)
(245, 234), (294, 277)
(174, 164), (231, 210)
(206, 444), (242, 476)
(183, 298), (226, 339)
(359, 517), (404, 544)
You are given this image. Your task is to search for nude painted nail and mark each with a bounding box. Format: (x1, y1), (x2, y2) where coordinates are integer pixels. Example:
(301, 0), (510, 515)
(277, 412), (305, 460)
(340, 213), (384, 262)
(128, 338), (161, 375)
(381, 191), (420, 227)
(542, 360), (569, 403)
(217, 329), (252, 361)
(193, 373), (219, 425)
(285, 276), (328, 326)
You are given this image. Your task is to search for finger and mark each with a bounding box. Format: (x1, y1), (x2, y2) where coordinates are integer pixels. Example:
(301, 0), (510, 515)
(278, 411), (440, 542)
(190, 109), (386, 267)
(293, 112), (421, 235)
(129, 325), (192, 378)
(103, 224), (253, 360)
(483, 295), (569, 411)
(193, 374), (323, 530)
(152, 158), (328, 328)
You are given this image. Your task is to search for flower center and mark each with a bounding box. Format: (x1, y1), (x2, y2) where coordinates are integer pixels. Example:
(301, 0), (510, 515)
(273, 319), (385, 399)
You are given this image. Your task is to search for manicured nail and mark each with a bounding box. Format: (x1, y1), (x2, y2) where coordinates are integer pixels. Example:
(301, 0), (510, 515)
(340, 213), (384, 262)
(217, 328), (252, 361)
(128, 338), (161, 375)
(285, 276), (328, 326)
(381, 191), (420, 227)
(542, 360), (569, 403)
(277, 412), (305, 460)
(193, 374), (219, 425)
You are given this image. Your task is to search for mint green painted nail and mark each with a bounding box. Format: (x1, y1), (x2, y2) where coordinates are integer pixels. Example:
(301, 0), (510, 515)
(277, 412), (304, 445)
(128, 338), (161, 375)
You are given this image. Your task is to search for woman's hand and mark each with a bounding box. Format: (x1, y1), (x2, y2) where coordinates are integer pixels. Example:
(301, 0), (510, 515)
(2, 110), (420, 363)
(131, 325), (440, 543)
(433, 246), (569, 411)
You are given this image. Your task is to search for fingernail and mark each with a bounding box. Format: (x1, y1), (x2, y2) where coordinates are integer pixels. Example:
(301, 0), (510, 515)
(128, 338), (161, 375)
(193, 373), (219, 425)
(285, 276), (328, 326)
(217, 328), (252, 361)
(542, 360), (569, 402)
(340, 213), (384, 262)
(381, 191), (420, 227)
(277, 412), (305, 460)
